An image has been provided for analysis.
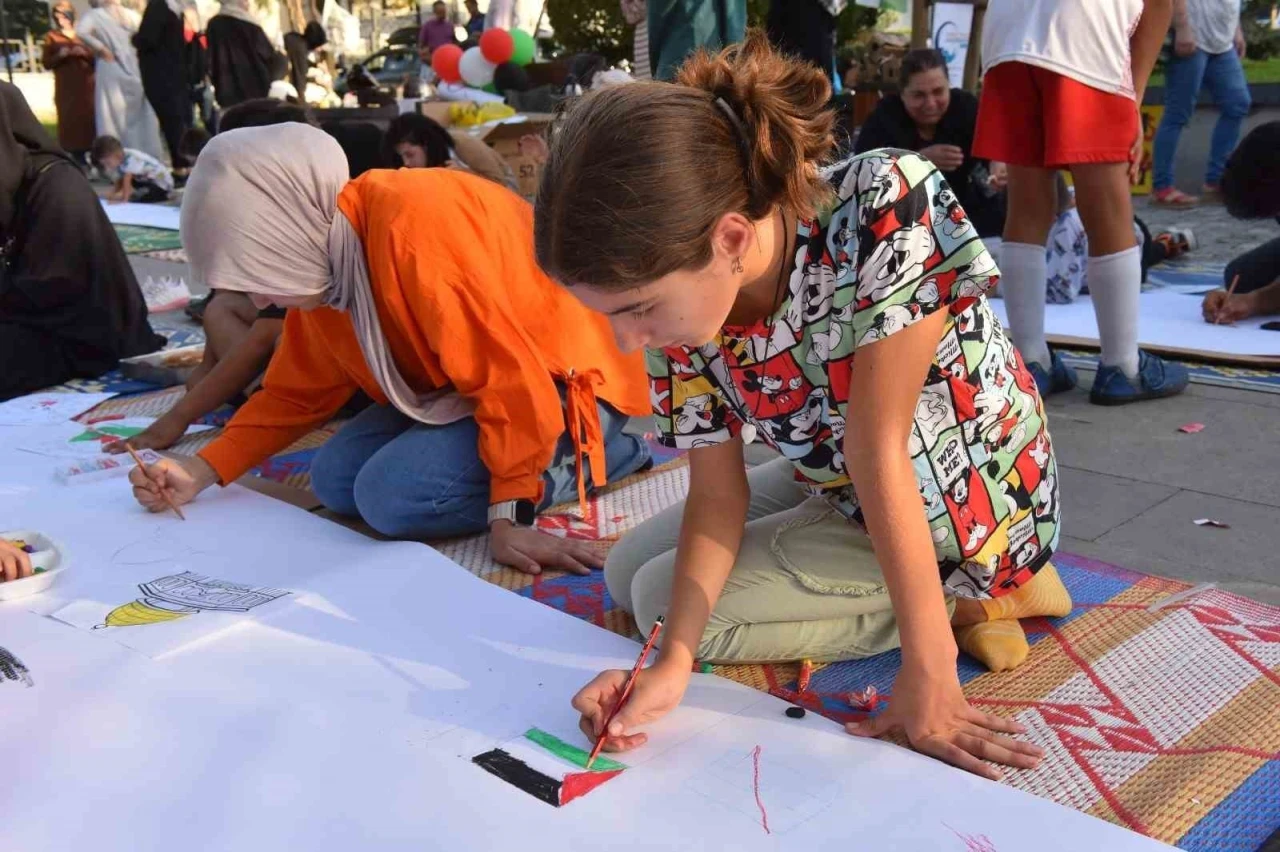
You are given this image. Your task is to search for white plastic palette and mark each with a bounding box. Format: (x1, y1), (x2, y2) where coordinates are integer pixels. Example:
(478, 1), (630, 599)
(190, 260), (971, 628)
(0, 530), (68, 601)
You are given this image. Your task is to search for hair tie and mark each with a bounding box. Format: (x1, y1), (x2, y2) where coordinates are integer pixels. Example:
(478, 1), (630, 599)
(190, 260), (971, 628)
(714, 96), (750, 161)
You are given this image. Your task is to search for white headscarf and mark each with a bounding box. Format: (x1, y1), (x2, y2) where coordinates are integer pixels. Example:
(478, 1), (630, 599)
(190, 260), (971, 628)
(181, 124), (474, 424)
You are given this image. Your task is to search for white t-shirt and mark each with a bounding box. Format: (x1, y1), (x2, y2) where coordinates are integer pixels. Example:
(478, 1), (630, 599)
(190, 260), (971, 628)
(982, 0), (1144, 98)
(1187, 0), (1241, 55)
(114, 149), (174, 193)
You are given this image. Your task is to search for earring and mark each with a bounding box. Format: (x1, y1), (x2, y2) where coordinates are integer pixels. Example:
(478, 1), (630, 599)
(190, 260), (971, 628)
(731, 257), (744, 274)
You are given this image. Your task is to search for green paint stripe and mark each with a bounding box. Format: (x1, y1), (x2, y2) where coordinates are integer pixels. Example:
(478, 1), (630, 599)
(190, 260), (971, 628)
(523, 728), (627, 772)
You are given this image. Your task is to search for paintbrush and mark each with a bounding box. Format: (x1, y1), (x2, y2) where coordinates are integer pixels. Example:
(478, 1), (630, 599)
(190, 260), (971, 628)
(586, 615), (664, 770)
(121, 440), (185, 521)
(1215, 274), (1241, 325)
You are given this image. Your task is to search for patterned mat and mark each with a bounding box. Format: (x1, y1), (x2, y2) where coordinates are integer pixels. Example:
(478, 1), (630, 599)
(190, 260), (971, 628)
(113, 224), (184, 255)
(436, 462), (1280, 852)
(47, 387), (1280, 850)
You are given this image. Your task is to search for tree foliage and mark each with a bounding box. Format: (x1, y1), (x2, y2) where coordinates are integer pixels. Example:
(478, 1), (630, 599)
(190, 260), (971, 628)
(1, 0), (53, 42)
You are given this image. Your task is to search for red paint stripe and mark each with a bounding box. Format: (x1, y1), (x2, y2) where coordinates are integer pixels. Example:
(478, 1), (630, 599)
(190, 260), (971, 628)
(751, 745), (770, 835)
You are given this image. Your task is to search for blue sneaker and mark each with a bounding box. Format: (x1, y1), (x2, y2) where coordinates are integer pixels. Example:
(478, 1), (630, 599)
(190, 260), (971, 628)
(1090, 350), (1190, 405)
(1027, 349), (1078, 397)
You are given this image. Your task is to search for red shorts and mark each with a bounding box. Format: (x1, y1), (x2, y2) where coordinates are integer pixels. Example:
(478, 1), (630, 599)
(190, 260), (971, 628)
(973, 61), (1138, 169)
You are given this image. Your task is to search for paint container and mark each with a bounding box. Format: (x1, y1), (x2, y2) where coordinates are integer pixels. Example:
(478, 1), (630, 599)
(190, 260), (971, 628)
(0, 530), (69, 601)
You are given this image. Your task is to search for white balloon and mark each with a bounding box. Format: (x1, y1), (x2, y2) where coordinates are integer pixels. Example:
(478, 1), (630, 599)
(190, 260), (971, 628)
(459, 46), (496, 88)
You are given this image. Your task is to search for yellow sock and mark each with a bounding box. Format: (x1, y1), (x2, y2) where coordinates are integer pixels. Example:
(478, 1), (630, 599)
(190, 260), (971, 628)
(954, 619), (1029, 672)
(979, 562), (1073, 622)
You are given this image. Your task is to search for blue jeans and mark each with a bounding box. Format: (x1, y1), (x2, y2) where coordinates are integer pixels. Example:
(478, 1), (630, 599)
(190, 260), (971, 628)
(309, 401), (651, 539)
(1153, 48), (1252, 191)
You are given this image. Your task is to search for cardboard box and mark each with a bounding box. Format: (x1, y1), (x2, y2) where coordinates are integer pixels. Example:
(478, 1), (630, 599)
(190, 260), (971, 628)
(481, 114), (554, 199)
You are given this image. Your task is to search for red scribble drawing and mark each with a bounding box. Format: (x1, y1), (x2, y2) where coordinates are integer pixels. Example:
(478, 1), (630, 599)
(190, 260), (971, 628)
(945, 823), (998, 851)
(751, 745), (770, 835)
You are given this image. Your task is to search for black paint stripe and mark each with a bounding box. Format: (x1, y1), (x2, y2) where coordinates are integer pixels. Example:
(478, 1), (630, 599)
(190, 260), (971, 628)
(472, 749), (563, 807)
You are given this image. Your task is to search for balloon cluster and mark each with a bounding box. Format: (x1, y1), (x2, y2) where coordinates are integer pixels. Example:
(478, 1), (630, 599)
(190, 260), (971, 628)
(432, 27), (535, 88)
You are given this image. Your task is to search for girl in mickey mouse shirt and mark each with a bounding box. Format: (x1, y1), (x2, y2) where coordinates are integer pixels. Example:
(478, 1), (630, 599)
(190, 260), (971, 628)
(535, 33), (1074, 781)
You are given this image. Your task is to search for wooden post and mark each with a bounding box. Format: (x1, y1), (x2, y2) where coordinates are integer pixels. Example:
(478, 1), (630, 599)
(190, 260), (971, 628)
(25, 29), (35, 72)
(962, 1), (985, 92)
(911, 0), (929, 48)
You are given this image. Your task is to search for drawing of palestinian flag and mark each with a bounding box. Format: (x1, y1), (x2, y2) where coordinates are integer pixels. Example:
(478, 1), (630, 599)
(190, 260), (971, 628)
(472, 727), (627, 807)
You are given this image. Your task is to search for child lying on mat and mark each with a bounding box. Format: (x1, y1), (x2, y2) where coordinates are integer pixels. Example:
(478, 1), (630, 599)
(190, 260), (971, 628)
(91, 135), (174, 204)
(104, 101), (319, 454)
(1046, 173), (1195, 304)
(538, 34), (1064, 782)
(1201, 122), (1280, 324)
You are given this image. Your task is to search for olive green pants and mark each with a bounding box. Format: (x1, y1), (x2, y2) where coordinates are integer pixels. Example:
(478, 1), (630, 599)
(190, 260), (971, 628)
(606, 457), (953, 664)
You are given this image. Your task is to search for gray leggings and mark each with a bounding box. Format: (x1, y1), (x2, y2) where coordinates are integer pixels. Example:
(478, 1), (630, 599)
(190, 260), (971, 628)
(605, 457), (954, 664)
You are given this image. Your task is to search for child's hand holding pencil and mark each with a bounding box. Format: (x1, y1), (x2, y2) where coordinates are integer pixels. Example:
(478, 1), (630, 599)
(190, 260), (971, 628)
(572, 662), (687, 758)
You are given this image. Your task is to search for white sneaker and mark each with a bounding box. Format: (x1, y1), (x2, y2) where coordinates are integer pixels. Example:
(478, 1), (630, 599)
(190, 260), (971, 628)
(141, 276), (192, 314)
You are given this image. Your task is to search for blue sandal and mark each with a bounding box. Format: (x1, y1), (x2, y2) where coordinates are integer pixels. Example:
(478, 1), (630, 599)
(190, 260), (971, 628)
(1027, 349), (1078, 397)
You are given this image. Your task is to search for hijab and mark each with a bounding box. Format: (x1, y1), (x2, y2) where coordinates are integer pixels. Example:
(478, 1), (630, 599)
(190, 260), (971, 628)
(0, 82), (70, 234)
(181, 124), (474, 424)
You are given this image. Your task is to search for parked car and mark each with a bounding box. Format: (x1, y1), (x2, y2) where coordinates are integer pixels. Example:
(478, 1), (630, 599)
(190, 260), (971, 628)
(334, 44), (420, 95)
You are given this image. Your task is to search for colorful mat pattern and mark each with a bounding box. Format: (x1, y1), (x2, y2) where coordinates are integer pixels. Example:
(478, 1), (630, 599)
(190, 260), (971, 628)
(48, 385), (1280, 850)
(436, 462), (1280, 852)
(112, 224), (185, 254)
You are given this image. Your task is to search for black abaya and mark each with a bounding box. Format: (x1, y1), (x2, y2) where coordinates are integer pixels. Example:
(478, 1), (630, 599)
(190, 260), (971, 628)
(0, 82), (164, 401)
(206, 14), (277, 108)
(134, 0), (192, 168)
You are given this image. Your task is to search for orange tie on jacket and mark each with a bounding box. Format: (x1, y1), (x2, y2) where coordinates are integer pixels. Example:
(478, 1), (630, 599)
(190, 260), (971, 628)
(560, 368), (607, 521)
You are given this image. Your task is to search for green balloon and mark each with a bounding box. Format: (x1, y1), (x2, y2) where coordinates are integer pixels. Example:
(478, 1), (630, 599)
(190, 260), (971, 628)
(483, 83), (498, 93)
(510, 28), (535, 66)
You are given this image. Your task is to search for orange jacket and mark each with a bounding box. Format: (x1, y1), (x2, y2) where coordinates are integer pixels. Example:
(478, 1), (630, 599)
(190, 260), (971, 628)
(198, 169), (649, 507)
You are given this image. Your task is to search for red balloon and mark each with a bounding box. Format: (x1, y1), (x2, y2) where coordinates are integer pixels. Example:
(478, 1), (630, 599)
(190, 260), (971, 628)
(479, 28), (514, 65)
(432, 44), (464, 83)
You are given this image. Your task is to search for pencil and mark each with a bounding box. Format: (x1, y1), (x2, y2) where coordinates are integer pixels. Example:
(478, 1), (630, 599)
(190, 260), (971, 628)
(586, 616), (664, 770)
(123, 443), (185, 521)
(1216, 274), (1241, 325)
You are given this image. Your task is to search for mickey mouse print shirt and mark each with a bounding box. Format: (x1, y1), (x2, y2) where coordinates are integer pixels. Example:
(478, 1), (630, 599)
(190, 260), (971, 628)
(647, 151), (1060, 600)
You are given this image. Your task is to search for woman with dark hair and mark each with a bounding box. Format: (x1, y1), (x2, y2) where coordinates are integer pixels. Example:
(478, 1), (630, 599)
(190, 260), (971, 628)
(42, 2), (97, 161)
(134, 0), (194, 169)
(381, 113), (514, 187)
(0, 82), (163, 401)
(536, 33), (1067, 779)
(854, 49), (1005, 238)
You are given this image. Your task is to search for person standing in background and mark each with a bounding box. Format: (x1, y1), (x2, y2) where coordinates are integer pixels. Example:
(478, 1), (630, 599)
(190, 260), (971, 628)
(1151, 0), (1249, 207)
(464, 0), (486, 41)
(77, 0), (166, 162)
(620, 0), (650, 80)
(419, 1), (455, 52)
(974, 0), (1190, 404)
(647, 0), (745, 81)
(206, 0), (278, 109)
(42, 2), (97, 163)
(134, 0), (193, 170)
(765, 0), (840, 82)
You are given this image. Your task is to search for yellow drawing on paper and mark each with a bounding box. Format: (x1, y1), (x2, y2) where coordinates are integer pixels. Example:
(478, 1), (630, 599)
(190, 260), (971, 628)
(96, 571), (291, 629)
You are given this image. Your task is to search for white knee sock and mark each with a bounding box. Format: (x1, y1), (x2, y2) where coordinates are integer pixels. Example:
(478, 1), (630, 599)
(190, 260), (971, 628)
(1087, 245), (1142, 377)
(997, 241), (1051, 370)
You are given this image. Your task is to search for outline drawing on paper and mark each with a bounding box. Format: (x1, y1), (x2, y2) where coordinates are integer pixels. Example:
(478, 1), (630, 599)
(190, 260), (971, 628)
(0, 646), (34, 687)
(684, 747), (837, 835)
(96, 572), (291, 628)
